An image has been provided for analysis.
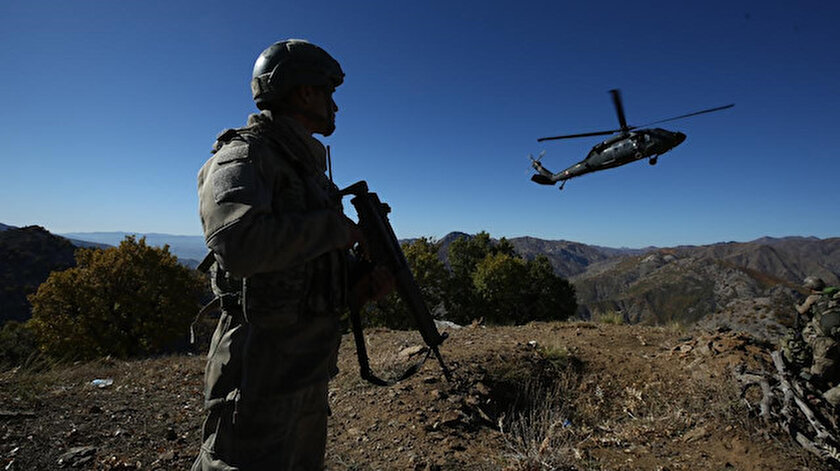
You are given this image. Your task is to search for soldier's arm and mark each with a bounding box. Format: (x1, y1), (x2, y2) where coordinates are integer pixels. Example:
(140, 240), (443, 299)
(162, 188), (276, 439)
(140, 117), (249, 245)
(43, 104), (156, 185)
(198, 143), (353, 278)
(796, 294), (821, 315)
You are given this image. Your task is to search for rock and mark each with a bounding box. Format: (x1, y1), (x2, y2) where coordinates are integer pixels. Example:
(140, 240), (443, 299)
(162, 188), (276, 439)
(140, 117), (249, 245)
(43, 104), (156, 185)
(57, 446), (96, 467)
(681, 425), (709, 442)
(439, 410), (462, 426)
(399, 345), (427, 358)
(473, 382), (490, 396)
(435, 320), (462, 330)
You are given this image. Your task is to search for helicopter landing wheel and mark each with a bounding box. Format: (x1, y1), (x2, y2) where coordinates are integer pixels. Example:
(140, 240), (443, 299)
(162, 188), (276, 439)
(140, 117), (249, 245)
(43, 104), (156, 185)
(649, 156), (658, 165)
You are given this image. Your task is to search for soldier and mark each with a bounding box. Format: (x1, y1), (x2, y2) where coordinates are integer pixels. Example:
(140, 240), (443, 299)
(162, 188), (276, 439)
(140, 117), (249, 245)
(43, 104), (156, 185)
(795, 276), (840, 407)
(192, 39), (391, 470)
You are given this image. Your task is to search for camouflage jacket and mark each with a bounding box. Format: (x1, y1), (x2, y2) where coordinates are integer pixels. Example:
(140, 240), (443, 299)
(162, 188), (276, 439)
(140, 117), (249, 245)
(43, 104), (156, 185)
(197, 111), (351, 327)
(799, 289), (840, 339)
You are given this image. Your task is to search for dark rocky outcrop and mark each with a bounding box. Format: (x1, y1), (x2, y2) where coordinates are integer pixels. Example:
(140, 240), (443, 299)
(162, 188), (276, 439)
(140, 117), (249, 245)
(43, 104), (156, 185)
(0, 226), (77, 324)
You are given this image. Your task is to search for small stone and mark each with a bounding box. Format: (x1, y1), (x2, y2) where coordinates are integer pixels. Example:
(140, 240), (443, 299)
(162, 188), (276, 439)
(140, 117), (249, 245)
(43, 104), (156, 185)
(57, 446), (97, 467)
(399, 345), (426, 358)
(473, 382), (490, 396)
(440, 410), (461, 426)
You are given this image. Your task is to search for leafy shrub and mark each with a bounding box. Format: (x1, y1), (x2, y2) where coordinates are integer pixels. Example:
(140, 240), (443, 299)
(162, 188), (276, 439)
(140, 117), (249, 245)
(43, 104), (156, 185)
(0, 321), (39, 370)
(362, 232), (577, 328)
(364, 237), (448, 329)
(445, 232), (516, 324)
(28, 236), (205, 360)
(596, 309), (625, 325)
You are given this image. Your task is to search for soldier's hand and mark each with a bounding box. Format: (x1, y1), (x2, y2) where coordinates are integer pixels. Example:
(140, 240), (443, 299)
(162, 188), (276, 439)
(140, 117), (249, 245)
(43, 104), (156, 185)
(349, 266), (395, 310)
(342, 215), (365, 251)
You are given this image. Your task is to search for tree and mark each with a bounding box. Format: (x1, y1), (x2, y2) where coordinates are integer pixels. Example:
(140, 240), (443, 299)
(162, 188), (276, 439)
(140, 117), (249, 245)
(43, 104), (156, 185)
(363, 237), (448, 329)
(445, 232), (517, 324)
(525, 255), (577, 322)
(473, 253), (577, 325)
(28, 236), (206, 360)
(472, 252), (530, 324)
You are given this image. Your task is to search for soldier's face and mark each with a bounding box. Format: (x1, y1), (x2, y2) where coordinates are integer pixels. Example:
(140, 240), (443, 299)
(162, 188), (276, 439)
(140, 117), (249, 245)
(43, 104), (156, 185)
(310, 86), (338, 136)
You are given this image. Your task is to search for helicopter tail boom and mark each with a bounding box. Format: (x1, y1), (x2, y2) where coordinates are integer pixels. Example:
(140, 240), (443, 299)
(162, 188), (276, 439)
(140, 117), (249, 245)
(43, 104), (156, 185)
(530, 173), (555, 185)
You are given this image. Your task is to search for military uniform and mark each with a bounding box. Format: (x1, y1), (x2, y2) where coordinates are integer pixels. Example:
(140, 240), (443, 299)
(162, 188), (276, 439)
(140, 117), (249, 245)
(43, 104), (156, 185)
(796, 286), (840, 407)
(192, 110), (352, 471)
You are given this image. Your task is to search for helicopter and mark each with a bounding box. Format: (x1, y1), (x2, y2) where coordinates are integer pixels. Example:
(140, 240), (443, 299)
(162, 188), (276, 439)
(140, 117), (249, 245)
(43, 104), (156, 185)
(530, 89), (733, 190)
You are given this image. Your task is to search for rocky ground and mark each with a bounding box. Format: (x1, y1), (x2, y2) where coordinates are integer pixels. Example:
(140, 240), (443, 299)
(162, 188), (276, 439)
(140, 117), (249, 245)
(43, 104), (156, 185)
(0, 321), (834, 470)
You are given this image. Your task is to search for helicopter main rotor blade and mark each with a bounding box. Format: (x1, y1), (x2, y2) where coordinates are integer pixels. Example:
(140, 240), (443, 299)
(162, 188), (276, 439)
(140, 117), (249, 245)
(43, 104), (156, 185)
(537, 129), (621, 142)
(610, 89), (629, 132)
(637, 104), (735, 127)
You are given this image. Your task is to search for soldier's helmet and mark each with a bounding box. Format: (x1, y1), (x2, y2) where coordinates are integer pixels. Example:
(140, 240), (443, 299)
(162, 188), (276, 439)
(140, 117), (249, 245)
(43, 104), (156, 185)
(803, 276), (826, 291)
(251, 39), (344, 110)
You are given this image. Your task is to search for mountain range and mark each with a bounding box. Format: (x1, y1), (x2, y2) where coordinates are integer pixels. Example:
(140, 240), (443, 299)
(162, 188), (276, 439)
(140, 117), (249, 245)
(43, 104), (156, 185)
(59, 231), (208, 266)
(2, 223), (838, 341)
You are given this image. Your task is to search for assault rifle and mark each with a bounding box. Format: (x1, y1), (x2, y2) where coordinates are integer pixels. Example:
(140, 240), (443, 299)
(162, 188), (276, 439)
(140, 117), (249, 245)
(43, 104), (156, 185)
(340, 181), (452, 386)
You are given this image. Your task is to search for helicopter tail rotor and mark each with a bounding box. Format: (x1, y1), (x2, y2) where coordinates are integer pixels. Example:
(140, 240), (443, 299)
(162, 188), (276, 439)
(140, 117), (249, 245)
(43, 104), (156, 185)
(529, 151), (559, 185)
(527, 150), (546, 173)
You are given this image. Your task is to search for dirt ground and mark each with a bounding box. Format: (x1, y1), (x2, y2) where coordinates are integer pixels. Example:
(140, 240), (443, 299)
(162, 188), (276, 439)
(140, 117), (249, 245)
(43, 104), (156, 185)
(0, 321), (833, 470)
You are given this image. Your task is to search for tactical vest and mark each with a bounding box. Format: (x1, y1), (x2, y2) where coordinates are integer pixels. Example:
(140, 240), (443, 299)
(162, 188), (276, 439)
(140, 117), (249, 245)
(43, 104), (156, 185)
(813, 290), (840, 338)
(203, 112), (348, 327)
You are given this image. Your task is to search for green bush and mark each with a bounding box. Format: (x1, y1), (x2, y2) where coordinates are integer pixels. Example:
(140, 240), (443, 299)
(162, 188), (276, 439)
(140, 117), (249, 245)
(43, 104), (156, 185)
(445, 232), (516, 325)
(361, 232), (577, 328)
(0, 321), (39, 370)
(364, 237), (448, 329)
(28, 236), (205, 360)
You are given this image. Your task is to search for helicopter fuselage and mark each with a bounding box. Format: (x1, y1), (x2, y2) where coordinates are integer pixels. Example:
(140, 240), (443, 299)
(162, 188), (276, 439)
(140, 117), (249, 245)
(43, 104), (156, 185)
(530, 89), (731, 189)
(531, 128), (685, 186)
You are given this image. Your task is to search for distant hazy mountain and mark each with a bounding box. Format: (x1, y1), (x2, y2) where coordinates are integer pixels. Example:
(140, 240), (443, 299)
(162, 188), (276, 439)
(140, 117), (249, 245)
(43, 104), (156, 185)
(60, 232), (206, 267)
(0, 223), (14, 232)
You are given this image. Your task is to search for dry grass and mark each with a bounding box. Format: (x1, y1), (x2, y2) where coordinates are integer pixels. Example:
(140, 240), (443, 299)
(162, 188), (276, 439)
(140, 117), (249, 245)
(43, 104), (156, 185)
(594, 310), (624, 325)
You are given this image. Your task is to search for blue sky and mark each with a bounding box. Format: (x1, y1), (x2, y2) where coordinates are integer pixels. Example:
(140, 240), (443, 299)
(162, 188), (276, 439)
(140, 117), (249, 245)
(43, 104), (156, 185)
(1, 0), (838, 248)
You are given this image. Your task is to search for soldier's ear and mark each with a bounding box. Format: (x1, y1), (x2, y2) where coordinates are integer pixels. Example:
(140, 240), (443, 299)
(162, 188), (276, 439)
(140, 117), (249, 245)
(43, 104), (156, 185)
(294, 85), (318, 107)
(284, 85), (305, 109)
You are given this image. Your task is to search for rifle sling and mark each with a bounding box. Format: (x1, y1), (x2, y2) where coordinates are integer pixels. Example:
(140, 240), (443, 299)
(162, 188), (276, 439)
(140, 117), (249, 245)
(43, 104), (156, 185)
(349, 306), (434, 387)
